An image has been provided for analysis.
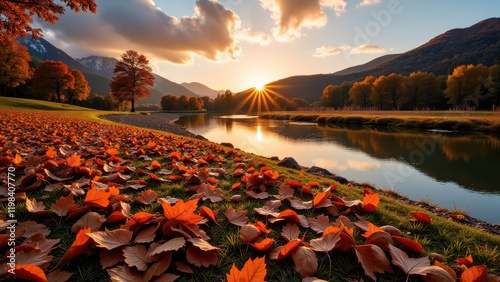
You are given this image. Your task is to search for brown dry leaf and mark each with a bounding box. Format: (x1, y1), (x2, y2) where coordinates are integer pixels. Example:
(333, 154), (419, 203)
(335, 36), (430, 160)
(143, 252), (172, 281)
(388, 244), (429, 274)
(289, 197), (313, 210)
(45, 270), (73, 282)
(302, 277), (328, 282)
(309, 232), (341, 253)
(292, 246), (318, 277)
(123, 245), (151, 271)
(416, 266), (455, 282)
(196, 183), (223, 202)
(17, 221), (50, 238)
(50, 194), (74, 217)
(224, 207), (248, 226)
(189, 238), (220, 251)
(87, 228), (133, 250)
(240, 224), (262, 244)
(100, 248), (124, 269)
(366, 232), (393, 252)
(71, 211), (104, 233)
(135, 189), (158, 205)
(134, 224), (159, 244)
(107, 265), (142, 282)
(16, 249), (53, 267)
(25, 198), (49, 214)
(153, 273), (180, 282)
(354, 244), (393, 281)
(308, 215), (331, 234)
(434, 261), (456, 280)
(149, 237), (186, 256)
(185, 245), (218, 267)
(175, 261), (194, 274)
(246, 190), (270, 200)
(281, 223), (300, 241)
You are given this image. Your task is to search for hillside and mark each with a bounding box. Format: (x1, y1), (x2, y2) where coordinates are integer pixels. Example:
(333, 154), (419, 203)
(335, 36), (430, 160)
(242, 17), (500, 103)
(332, 54), (399, 76)
(181, 82), (223, 99)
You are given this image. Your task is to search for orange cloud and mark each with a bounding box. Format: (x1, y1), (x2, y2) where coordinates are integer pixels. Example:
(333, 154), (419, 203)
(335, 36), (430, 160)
(260, 0), (346, 41)
(357, 0), (381, 8)
(313, 45), (351, 57)
(350, 45), (386, 54)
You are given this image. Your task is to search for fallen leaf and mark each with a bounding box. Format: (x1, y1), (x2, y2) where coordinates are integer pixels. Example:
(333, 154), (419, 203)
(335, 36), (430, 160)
(84, 186), (111, 208)
(3, 264), (47, 282)
(392, 236), (423, 254)
(461, 265), (486, 282)
(62, 227), (91, 260)
(456, 254), (473, 267)
(362, 192), (379, 212)
(308, 215), (331, 234)
(354, 244), (393, 281)
(410, 211), (431, 223)
(185, 245), (218, 267)
(50, 195), (74, 217)
(25, 198), (49, 215)
(123, 245), (151, 271)
(71, 212), (103, 233)
(67, 153), (81, 168)
(240, 224), (262, 244)
(226, 256), (267, 282)
(281, 223), (300, 241)
(278, 238), (303, 260)
(200, 206), (218, 224)
(188, 238), (220, 251)
(86, 228), (133, 250)
(224, 207), (248, 226)
(252, 238), (275, 252)
(309, 232), (341, 253)
(162, 199), (203, 225)
(388, 244), (430, 275)
(135, 189), (157, 205)
(292, 246), (318, 277)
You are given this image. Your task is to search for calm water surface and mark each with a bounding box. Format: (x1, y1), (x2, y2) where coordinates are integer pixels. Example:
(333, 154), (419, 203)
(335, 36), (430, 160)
(176, 114), (500, 224)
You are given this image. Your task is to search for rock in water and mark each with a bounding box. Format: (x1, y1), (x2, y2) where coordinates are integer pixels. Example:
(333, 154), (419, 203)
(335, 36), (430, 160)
(277, 157), (301, 170)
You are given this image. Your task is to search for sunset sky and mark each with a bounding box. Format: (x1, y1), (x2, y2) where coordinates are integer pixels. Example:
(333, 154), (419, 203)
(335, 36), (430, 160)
(39, 0), (499, 92)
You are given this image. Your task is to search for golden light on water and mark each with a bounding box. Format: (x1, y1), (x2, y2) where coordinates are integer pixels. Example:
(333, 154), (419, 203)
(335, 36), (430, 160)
(256, 125), (262, 143)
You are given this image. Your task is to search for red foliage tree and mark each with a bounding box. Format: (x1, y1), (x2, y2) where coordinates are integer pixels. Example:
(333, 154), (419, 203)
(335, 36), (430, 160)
(32, 61), (74, 102)
(0, 0), (97, 41)
(0, 36), (33, 96)
(110, 50), (154, 112)
(66, 69), (90, 104)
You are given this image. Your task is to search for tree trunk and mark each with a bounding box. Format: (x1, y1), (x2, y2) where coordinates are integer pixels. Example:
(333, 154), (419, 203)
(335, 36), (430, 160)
(130, 99), (135, 112)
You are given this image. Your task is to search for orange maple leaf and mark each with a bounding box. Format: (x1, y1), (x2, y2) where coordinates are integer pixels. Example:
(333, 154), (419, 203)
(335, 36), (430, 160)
(362, 192), (379, 212)
(45, 147), (57, 159)
(227, 256), (267, 282)
(66, 153), (81, 168)
(62, 227), (91, 260)
(84, 187), (111, 208)
(161, 199), (203, 224)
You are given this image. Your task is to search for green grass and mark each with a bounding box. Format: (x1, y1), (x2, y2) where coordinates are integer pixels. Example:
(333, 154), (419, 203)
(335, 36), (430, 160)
(1, 98), (500, 281)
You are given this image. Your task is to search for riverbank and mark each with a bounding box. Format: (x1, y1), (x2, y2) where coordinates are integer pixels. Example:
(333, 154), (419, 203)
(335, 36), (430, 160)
(260, 110), (500, 132)
(102, 112), (205, 139)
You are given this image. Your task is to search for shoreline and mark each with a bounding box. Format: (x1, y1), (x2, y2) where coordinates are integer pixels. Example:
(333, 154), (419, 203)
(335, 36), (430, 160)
(260, 111), (500, 132)
(100, 113), (500, 234)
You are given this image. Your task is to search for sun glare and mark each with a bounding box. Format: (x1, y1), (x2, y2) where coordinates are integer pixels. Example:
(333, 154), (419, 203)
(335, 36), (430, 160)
(255, 83), (265, 91)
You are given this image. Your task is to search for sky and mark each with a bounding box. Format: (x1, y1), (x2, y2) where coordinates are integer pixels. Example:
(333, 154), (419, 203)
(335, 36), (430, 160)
(39, 0), (500, 93)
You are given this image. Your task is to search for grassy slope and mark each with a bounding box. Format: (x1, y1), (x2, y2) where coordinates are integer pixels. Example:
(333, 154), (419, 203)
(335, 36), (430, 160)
(260, 110), (500, 132)
(1, 98), (499, 281)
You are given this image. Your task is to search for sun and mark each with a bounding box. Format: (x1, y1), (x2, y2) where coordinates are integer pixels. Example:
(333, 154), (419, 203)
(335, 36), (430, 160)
(255, 83), (265, 91)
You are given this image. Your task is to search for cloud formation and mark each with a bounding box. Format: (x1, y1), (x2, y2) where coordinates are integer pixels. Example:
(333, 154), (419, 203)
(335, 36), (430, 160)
(350, 45), (386, 54)
(313, 44), (386, 56)
(313, 45), (350, 57)
(357, 0), (381, 8)
(259, 0), (346, 41)
(39, 0), (270, 64)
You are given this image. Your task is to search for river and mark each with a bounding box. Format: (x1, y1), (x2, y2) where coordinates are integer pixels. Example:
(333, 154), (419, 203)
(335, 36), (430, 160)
(175, 114), (500, 224)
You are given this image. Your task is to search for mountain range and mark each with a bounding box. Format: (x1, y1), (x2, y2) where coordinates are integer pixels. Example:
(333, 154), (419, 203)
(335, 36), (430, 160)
(236, 17), (500, 103)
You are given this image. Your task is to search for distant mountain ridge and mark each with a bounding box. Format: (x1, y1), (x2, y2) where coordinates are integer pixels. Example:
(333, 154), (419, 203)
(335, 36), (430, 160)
(181, 82), (223, 99)
(240, 17), (500, 103)
(19, 38), (198, 104)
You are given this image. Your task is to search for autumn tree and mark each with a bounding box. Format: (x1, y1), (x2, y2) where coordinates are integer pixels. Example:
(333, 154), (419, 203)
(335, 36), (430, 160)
(402, 72), (441, 109)
(0, 0), (97, 41)
(32, 61), (74, 102)
(0, 36), (33, 96)
(320, 84), (336, 107)
(110, 50), (154, 112)
(349, 76), (375, 109)
(487, 64), (500, 108)
(444, 64), (489, 107)
(65, 69), (90, 104)
(189, 96), (204, 110)
(161, 95), (178, 111)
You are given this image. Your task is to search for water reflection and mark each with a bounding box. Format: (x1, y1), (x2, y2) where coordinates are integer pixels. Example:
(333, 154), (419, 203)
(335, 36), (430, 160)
(175, 114), (500, 223)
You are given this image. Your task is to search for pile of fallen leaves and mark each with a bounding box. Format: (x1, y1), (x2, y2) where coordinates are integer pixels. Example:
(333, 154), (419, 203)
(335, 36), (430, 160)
(0, 109), (498, 282)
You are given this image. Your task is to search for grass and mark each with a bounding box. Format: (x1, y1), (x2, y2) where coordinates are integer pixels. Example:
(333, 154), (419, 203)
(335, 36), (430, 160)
(1, 98), (500, 281)
(260, 110), (500, 132)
